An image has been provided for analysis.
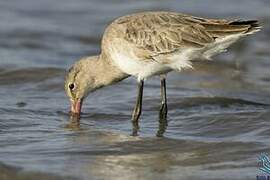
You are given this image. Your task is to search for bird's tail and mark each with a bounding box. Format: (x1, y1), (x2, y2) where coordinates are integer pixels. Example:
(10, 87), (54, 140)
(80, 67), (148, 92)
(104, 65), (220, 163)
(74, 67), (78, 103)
(202, 19), (261, 38)
(229, 20), (261, 34)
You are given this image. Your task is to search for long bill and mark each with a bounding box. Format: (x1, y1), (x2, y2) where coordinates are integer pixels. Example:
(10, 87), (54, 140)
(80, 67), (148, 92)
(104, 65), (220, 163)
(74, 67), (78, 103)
(70, 99), (83, 116)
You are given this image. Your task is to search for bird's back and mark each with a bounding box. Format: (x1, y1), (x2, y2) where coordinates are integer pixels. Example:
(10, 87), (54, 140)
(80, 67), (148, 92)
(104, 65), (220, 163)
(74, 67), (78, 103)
(100, 11), (261, 79)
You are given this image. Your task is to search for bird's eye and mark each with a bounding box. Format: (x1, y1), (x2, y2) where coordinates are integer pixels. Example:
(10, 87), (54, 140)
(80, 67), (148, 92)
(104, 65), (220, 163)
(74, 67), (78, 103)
(69, 83), (75, 90)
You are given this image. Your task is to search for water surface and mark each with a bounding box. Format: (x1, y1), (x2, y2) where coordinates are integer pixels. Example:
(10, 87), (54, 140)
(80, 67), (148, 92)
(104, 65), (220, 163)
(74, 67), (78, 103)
(0, 0), (270, 180)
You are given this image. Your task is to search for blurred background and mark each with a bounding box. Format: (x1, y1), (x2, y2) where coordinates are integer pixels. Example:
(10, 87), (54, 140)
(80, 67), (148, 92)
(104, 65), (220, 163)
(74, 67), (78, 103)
(0, 0), (270, 180)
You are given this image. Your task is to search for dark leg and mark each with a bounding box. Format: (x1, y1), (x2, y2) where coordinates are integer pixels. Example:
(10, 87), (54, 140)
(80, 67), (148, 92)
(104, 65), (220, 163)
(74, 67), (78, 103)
(156, 75), (168, 137)
(131, 80), (144, 136)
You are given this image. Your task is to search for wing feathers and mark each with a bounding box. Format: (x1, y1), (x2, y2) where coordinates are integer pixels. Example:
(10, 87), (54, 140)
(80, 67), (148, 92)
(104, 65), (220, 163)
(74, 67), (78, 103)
(115, 12), (260, 57)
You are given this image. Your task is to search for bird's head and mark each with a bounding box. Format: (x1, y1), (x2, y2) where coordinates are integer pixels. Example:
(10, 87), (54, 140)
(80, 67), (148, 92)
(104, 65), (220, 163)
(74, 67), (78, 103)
(64, 56), (98, 116)
(65, 55), (128, 116)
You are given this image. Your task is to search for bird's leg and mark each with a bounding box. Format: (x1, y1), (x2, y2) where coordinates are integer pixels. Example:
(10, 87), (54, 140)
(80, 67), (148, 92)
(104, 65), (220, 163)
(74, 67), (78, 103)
(156, 74), (168, 137)
(159, 75), (168, 120)
(131, 80), (144, 136)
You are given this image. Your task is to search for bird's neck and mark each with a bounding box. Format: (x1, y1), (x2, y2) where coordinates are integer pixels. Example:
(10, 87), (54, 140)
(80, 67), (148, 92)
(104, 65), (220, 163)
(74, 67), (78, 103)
(91, 53), (129, 90)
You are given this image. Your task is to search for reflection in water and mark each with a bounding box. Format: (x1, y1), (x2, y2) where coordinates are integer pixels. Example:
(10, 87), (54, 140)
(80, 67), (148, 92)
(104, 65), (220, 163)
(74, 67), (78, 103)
(65, 114), (81, 130)
(132, 120), (139, 137)
(63, 131), (268, 180)
(156, 115), (168, 137)
(64, 132), (193, 180)
(0, 0), (270, 179)
(132, 115), (168, 137)
(87, 153), (187, 180)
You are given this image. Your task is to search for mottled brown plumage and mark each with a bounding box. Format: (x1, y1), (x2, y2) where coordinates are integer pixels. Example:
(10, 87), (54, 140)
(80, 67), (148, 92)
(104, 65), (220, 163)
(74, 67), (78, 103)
(103, 12), (260, 59)
(65, 11), (261, 119)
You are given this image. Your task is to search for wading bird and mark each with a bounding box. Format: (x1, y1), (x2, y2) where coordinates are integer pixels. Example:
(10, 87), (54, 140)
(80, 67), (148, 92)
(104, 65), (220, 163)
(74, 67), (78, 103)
(65, 11), (260, 135)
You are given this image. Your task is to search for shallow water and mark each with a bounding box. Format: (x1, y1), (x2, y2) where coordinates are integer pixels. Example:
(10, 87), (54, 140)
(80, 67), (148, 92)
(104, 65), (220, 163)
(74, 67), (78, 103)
(1, 0), (270, 180)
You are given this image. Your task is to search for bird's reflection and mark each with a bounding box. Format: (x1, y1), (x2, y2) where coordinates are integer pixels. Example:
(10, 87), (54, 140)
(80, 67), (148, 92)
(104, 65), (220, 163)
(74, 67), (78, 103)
(131, 116), (168, 137)
(65, 112), (168, 136)
(131, 121), (139, 136)
(156, 116), (168, 137)
(65, 114), (81, 130)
